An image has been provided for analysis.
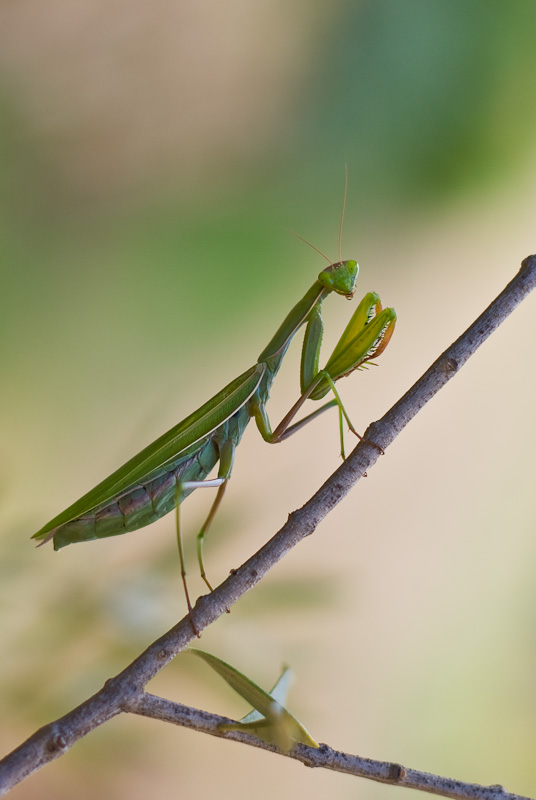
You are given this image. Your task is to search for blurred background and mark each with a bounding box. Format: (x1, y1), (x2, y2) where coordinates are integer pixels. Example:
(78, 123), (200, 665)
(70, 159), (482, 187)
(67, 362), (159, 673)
(1, 1), (535, 798)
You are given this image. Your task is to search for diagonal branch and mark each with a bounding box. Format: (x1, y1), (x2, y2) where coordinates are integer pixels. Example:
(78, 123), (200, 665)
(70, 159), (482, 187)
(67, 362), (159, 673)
(1, 255), (535, 798)
(124, 691), (533, 800)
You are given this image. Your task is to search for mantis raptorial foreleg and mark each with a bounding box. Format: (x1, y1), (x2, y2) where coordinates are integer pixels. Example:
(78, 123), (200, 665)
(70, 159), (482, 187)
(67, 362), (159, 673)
(255, 291), (395, 456)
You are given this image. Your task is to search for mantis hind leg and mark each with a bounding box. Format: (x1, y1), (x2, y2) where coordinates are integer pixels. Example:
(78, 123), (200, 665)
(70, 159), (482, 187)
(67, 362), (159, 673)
(175, 439), (236, 628)
(175, 476), (226, 628)
(196, 438), (236, 591)
(196, 480), (228, 592)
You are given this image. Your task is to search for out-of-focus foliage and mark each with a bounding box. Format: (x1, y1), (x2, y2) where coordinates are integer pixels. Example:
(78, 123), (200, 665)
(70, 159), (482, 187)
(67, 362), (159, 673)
(301, 1), (536, 203)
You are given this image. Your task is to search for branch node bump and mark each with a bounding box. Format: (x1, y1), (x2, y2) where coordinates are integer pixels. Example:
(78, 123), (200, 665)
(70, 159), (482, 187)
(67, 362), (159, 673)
(46, 733), (67, 753)
(387, 763), (406, 782)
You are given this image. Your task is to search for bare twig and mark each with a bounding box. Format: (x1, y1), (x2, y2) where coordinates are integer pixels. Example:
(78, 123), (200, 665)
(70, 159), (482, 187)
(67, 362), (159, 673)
(124, 692), (533, 800)
(1, 255), (535, 798)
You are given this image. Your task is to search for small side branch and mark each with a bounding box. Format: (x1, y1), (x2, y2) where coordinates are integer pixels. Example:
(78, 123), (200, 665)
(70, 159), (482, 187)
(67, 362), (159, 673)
(124, 692), (533, 800)
(1, 256), (535, 797)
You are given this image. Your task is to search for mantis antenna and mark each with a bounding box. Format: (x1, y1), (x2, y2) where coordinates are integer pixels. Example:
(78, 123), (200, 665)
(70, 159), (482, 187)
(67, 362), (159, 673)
(288, 166), (350, 266)
(338, 164), (348, 263)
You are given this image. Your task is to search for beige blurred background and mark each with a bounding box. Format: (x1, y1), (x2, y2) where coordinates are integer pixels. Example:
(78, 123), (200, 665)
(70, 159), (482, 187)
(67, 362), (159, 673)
(1, 1), (535, 798)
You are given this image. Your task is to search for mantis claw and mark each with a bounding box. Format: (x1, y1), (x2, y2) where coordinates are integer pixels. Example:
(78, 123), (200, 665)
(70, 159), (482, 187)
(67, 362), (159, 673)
(362, 437), (384, 455)
(189, 614), (201, 639)
(346, 425), (383, 456)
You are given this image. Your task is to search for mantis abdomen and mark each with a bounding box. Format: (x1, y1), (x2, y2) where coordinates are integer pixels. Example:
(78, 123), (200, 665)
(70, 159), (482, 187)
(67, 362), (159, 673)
(52, 407), (254, 550)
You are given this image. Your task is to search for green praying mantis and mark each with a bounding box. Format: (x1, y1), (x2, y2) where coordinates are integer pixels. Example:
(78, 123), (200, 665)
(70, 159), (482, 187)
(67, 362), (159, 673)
(32, 216), (396, 619)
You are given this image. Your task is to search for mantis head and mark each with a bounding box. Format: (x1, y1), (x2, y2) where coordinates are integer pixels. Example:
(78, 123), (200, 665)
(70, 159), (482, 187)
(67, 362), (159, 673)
(317, 260), (359, 298)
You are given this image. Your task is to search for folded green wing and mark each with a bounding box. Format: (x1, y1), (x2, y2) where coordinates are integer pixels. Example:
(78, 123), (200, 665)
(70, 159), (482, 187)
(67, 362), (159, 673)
(33, 363), (265, 540)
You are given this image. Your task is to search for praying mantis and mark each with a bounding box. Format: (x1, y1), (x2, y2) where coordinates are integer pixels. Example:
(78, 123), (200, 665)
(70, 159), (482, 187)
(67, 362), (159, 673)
(32, 220), (396, 618)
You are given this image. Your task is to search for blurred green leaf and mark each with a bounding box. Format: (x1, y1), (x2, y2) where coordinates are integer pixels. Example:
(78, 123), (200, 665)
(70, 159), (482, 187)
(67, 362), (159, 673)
(188, 648), (318, 751)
